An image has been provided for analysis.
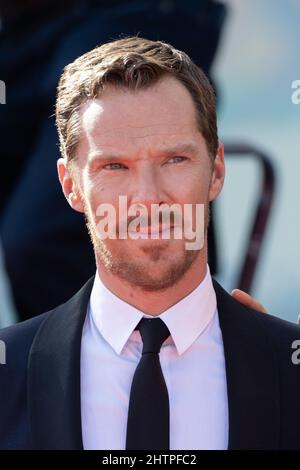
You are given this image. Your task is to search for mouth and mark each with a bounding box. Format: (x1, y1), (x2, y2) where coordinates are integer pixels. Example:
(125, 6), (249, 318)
(128, 225), (175, 238)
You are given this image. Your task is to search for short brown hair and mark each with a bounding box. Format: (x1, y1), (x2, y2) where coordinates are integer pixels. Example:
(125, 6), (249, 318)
(56, 36), (218, 162)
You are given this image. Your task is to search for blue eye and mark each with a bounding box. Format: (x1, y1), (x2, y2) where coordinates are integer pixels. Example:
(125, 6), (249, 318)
(166, 156), (187, 164)
(103, 162), (127, 170)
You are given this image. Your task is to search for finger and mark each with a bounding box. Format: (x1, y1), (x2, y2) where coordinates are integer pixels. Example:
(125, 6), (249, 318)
(231, 289), (268, 313)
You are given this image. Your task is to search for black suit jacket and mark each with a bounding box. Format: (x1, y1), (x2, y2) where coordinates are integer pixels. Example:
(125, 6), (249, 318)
(0, 277), (300, 450)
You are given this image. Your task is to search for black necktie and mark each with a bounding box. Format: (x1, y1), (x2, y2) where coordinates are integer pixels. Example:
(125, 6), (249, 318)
(125, 317), (171, 450)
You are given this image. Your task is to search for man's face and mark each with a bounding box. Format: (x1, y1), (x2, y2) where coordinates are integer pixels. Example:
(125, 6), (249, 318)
(59, 76), (224, 290)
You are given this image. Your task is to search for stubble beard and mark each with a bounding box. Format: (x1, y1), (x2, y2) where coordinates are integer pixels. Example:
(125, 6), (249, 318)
(85, 204), (209, 292)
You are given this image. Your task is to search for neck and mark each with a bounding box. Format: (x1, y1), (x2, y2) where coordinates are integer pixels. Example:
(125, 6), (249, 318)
(95, 249), (208, 316)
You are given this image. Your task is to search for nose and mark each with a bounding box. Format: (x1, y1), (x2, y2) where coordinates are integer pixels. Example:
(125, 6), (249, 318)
(129, 163), (166, 212)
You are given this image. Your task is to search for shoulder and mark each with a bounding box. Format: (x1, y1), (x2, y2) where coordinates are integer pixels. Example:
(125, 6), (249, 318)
(0, 312), (52, 384)
(0, 312), (50, 365)
(252, 306), (300, 345)
(0, 276), (95, 370)
(230, 293), (300, 353)
(249, 307), (300, 373)
(213, 277), (300, 345)
(213, 278), (300, 373)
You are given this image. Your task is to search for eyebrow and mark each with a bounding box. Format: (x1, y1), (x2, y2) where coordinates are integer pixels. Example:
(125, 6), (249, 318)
(88, 142), (200, 161)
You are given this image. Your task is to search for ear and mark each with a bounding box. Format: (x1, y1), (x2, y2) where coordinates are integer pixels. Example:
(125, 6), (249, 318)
(208, 143), (225, 202)
(57, 158), (84, 213)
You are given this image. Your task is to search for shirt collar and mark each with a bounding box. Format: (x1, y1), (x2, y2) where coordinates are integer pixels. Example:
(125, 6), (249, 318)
(89, 264), (217, 356)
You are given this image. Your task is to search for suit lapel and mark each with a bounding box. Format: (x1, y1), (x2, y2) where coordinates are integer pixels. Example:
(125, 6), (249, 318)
(28, 277), (94, 449)
(213, 279), (280, 449)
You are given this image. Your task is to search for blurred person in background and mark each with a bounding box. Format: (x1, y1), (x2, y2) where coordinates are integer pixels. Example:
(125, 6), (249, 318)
(0, 0), (226, 321)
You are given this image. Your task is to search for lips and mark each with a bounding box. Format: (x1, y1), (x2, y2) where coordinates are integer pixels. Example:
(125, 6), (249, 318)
(127, 225), (175, 237)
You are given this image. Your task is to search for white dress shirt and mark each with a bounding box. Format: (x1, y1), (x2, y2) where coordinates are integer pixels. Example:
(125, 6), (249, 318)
(80, 264), (229, 450)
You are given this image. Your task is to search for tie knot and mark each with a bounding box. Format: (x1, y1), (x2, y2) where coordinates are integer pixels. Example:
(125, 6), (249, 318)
(136, 318), (170, 354)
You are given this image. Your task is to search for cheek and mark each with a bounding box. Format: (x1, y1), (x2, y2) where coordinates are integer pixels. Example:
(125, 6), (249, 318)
(87, 188), (127, 233)
(172, 172), (211, 204)
(82, 173), (116, 212)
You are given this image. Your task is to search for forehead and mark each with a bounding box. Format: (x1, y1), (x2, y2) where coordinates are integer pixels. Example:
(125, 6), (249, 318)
(77, 76), (202, 158)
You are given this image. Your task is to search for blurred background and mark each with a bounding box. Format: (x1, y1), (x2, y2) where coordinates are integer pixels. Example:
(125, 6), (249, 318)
(0, 0), (299, 326)
(214, 0), (300, 321)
